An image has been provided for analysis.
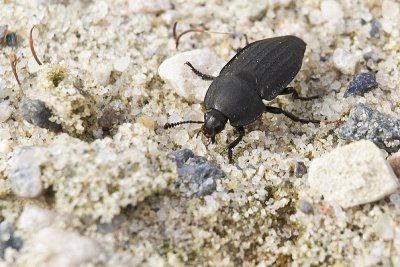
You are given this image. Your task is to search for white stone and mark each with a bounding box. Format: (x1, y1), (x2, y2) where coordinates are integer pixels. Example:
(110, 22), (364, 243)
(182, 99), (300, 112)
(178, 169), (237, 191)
(382, 0), (399, 20)
(27, 58), (41, 74)
(0, 102), (12, 123)
(29, 227), (101, 267)
(113, 56), (131, 72)
(0, 140), (11, 154)
(374, 214), (394, 240)
(93, 64), (112, 86)
(158, 49), (225, 103)
(320, 0), (344, 22)
(129, 0), (171, 13)
(18, 205), (56, 233)
(308, 140), (399, 208)
(8, 146), (47, 198)
(309, 9), (323, 25)
(332, 48), (358, 75)
(0, 82), (11, 99)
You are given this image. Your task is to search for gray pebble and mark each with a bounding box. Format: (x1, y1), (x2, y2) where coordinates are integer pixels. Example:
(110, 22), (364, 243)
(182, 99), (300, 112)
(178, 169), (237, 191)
(0, 221), (22, 259)
(5, 32), (17, 46)
(298, 200), (314, 214)
(0, 25), (7, 43)
(8, 146), (46, 198)
(172, 149), (225, 197)
(98, 214), (126, 234)
(339, 103), (400, 152)
(344, 72), (378, 97)
(369, 20), (381, 38)
(295, 161), (307, 178)
(20, 98), (62, 132)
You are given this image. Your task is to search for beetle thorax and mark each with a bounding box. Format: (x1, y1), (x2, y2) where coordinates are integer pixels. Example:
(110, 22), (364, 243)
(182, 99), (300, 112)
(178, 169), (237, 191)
(203, 109), (228, 143)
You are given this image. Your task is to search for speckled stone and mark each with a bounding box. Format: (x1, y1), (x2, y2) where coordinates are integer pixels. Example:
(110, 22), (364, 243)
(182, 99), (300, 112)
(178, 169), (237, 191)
(344, 72), (378, 97)
(173, 149), (225, 197)
(339, 103), (400, 152)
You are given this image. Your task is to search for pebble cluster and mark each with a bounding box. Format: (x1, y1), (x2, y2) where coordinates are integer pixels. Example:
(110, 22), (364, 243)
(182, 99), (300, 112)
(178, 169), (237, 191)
(0, 0), (400, 266)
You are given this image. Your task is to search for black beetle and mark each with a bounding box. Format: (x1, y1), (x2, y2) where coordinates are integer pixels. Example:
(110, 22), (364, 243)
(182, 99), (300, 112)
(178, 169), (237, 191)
(165, 35), (319, 163)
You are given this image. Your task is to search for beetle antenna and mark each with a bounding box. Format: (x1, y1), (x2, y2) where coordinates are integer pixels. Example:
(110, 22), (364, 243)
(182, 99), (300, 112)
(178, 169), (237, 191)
(29, 25), (43, 65)
(164, 120), (204, 129)
(173, 21), (233, 49)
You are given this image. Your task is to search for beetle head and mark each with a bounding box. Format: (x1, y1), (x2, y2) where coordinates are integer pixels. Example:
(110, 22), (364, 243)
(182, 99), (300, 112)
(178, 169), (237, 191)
(203, 109), (227, 143)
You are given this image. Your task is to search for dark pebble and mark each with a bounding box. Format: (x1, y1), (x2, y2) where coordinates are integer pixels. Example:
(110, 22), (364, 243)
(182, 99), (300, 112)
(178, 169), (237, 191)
(339, 103), (400, 152)
(369, 20), (381, 38)
(19, 98), (62, 133)
(344, 72), (378, 97)
(5, 32), (17, 46)
(172, 149), (225, 197)
(295, 161), (307, 178)
(298, 200), (314, 214)
(0, 221), (22, 259)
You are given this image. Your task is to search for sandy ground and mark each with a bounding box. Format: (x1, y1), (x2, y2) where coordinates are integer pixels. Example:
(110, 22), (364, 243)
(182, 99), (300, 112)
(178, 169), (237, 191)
(0, 0), (400, 266)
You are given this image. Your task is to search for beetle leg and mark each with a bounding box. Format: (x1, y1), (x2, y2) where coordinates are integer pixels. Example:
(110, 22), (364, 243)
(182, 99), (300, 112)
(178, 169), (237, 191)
(265, 106), (320, 124)
(280, 87), (320, 100)
(228, 126), (245, 164)
(185, 62), (216, 81)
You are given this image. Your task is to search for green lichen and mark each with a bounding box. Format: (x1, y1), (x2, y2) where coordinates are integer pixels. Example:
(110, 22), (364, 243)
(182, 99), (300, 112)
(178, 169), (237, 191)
(46, 66), (68, 87)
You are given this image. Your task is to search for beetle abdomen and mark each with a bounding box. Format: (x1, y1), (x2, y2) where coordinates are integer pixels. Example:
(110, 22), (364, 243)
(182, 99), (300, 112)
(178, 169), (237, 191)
(220, 36), (306, 101)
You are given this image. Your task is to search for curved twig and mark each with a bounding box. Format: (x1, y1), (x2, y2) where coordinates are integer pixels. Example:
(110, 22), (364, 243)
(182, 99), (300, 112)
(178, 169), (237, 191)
(173, 21), (233, 49)
(29, 25), (43, 65)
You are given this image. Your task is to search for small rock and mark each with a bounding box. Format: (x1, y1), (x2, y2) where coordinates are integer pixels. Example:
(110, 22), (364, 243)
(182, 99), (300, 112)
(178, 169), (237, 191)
(20, 98), (62, 133)
(308, 140), (399, 208)
(98, 105), (122, 131)
(129, 0), (171, 13)
(320, 0), (344, 22)
(0, 25), (7, 43)
(0, 221), (22, 259)
(136, 115), (155, 130)
(18, 205), (56, 233)
(388, 151), (400, 177)
(5, 32), (17, 46)
(339, 103), (400, 152)
(389, 193), (400, 208)
(333, 48), (358, 75)
(246, 0), (268, 21)
(29, 227), (101, 267)
(295, 161), (307, 178)
(8, 146), (47, 198)
(369, 20), (381, 38)
(344, 72), (378, 97)
(382, 0), (399, 20)
(158, 49), (225, 103)
(98, 214), (126, 234)
(93, 64), (112, 86)
(374, 214), (394, 240)
(0, 102), (12, 123)
(309, 10), (323, 25)
(27, 58), (41, 74)
(113, 56), (130, 72)
(298, 200), (314, 214)
(172, 149), (225, 197)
